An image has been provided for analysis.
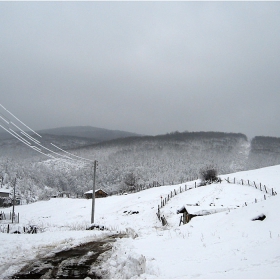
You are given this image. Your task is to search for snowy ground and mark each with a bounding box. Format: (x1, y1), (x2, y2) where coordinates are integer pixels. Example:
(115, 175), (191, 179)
(1, 165), (280, 278)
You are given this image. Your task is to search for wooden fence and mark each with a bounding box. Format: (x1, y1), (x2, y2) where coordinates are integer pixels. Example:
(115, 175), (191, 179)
(0, 212), (20, 234)
(0, 211), (19, 223)
(223, 177), (276, 196)
(109, 181), (162, 196)
(155, 177), (277, 226)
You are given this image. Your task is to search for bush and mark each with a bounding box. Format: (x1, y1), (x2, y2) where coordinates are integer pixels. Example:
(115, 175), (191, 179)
(199, 166), (219, 183)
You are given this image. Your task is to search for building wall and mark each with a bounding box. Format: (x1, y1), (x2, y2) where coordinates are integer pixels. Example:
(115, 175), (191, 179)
(0, 192), (10, 198)
(84, 190), (108, 199)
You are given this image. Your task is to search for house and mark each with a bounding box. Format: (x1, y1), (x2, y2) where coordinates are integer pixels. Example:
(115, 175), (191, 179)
(0, 189), (12, 207)
(0, 188), (11, 198)
(84, 189), (108, 199)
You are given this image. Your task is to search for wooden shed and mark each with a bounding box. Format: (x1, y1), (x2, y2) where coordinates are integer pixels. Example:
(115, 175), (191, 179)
(84, 189), (108, 199)
(177, 206), (199, 225)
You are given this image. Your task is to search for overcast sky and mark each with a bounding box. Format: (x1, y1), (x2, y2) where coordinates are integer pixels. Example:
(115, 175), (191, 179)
(1, 2), (280, 138)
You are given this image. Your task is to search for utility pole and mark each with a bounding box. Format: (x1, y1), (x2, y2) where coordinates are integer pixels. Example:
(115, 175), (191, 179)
(12, 177), (16, 223)
(91, 160), (97, 224)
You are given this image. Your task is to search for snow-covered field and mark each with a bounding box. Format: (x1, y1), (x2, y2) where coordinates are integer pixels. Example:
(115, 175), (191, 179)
(1, 165), (280, 278)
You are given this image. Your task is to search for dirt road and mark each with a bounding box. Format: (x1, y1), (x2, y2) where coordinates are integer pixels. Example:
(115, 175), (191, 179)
(11, 234), (123, 279)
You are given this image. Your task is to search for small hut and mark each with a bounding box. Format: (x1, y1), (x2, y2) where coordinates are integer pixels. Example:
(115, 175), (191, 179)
(84, 189), (108, 199)
(177, 206), (199, 225)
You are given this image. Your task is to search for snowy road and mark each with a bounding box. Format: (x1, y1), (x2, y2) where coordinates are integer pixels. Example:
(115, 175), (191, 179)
(11, 234), (124, 279)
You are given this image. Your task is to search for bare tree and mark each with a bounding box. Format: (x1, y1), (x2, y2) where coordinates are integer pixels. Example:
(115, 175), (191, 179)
(123, 172), (137, 188)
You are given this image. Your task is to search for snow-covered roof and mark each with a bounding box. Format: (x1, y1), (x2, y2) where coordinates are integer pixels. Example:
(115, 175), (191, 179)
(84, 189), (108, 194)
(0, 188), (11, 194)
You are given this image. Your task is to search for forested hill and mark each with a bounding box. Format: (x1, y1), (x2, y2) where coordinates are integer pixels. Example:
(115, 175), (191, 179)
(81, 131), (248, 148)
(37, 126), (141, 142)
(2, 130), (280, 201)
(68, 131), (250, 191)
(0, 126), (142, 160)
(247, 136), (280, 170)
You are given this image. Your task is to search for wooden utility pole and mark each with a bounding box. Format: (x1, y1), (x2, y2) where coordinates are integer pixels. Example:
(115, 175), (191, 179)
(12, 178), (16, 223)
(91, 160), (97, 224)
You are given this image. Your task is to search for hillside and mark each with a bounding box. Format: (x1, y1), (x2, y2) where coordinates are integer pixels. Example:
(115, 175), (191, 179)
(67, 131), (250, 190)
(0, 165), (279, 278)
(37, 126), (142, 142)
(2, 129), (280, 201)
(0, 133), (98, 160)
(0, 125), (142, 160)
(247, 136), (280, 170)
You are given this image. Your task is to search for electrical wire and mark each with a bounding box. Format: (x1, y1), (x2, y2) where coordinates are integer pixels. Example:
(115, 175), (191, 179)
(51, 143), (94, 163)
(0, 103), (42, 138)
(0, 103), (95, 164)
(0, 122), (55, 159)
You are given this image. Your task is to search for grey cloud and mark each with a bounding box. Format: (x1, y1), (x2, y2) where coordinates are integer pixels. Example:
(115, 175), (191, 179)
(1, 1), (280, 137)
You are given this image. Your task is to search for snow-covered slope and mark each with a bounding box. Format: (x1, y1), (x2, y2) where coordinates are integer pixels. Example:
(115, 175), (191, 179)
(0, 165), (280, 278)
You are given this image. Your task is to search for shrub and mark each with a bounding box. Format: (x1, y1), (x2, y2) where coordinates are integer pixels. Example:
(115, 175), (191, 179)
(199, 165), (219, 183)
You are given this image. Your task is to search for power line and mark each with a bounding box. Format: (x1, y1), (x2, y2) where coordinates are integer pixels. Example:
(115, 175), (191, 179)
(51, 143), (94, 163)
(0, 104), (97, 223)
(0, 103), (42, 138)
(0, 122), (54, 159)
(0, 102), (94, 163)
(0, 103), (98, 224)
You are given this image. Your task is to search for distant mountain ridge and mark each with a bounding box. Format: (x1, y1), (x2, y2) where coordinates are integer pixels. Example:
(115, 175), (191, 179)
(0, 126), (143, 160)
(37, 126), (142, 142)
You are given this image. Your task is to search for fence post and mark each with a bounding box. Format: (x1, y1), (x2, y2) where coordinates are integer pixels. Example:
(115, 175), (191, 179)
(161, 215), (167, 226)
(254, 181), (257, 189)
(7, 224), (9, 234)
(248, 180), (250, 186)
(255, 198), (257, 203)
(195, 182), (196, 188)
(260, 183), (262, 191)
(272, 188), (274, 195)
(241, 179), (243, 185)
(264, 185), (267, 193)
(264, 195), (266, 200)
(234, 178), (235, 184)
